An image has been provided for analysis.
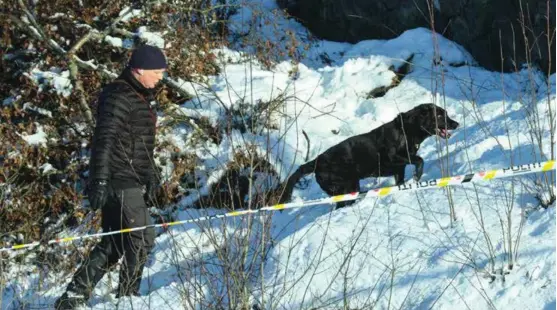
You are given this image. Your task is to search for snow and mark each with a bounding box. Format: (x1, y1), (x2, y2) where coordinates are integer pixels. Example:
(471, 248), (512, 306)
(25, 67), (73, 97)
(2, 96), (16, 106)
(118, 7), (143, 23)
(39, 163), (57, 174)
(136, 26), (166, 49)
(2, 0), (555, 309)
(23, 102), (53, 118)
(19, 123), (48, 146)
(49, 13), (68, 19)
(104, 35), (124, 48)
(104, 29), (162, 50)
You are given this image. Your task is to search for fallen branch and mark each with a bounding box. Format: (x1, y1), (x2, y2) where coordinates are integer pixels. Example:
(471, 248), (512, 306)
(68, 61), (95, 128)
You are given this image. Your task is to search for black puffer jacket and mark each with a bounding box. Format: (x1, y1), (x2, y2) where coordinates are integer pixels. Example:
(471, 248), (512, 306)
(89, 67), (157, 187)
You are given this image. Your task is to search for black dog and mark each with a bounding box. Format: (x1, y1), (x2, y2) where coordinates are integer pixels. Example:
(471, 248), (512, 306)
(278, 103), (459, 208)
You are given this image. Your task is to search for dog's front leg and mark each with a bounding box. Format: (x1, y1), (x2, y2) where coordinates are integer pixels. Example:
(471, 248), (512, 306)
(412, 155), (424, 181)
(391, 154), (424, 182)
(394, 166), (406, 185)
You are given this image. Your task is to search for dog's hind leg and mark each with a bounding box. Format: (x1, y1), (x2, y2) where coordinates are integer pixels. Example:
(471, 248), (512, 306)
(335, 199), (356, 209)
(334, 179), (360, 209)
(316, 172), (360, 209)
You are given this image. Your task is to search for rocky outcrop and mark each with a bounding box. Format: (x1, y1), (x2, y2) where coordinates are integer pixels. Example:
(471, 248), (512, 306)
(278, 0), (555, 74)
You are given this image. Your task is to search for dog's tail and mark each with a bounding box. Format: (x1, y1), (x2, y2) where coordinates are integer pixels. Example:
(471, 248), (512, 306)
(277, 130), (314, 203)
(277, 158), (317, 203)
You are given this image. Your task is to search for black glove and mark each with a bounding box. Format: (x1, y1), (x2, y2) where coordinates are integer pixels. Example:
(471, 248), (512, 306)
(88, 179), (109, 210)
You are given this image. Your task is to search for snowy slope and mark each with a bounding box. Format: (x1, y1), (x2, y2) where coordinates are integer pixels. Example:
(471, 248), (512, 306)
(2, 0), (555, 309)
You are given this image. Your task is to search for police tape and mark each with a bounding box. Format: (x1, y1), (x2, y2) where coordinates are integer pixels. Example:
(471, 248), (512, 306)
(0, 160), (555, 253)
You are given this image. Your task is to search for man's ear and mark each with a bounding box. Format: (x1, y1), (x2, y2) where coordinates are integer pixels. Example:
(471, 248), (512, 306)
(131, 68), (143, 76)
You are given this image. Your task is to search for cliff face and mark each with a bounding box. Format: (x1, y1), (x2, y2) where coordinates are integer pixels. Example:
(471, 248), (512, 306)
(278, 0), (555, 74)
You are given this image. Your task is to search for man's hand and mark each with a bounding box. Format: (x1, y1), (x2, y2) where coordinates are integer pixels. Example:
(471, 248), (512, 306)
(88, 179), (109, 210)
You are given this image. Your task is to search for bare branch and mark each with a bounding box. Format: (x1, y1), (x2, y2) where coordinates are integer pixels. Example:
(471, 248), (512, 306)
(16, 0), (66, 55)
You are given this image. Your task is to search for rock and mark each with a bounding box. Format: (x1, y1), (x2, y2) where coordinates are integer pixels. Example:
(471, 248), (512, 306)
(366, 54), (414, 99)
(278, 0), (555, 74)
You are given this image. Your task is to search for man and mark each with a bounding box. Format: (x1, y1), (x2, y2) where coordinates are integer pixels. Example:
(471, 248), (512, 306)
(54, 45), (166, 309)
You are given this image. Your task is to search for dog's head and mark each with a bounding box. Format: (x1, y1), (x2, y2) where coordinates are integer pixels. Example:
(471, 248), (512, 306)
(403, 103), (459, 139)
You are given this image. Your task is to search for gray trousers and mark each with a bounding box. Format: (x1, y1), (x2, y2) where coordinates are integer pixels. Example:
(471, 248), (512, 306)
(66, 186), (155, 298)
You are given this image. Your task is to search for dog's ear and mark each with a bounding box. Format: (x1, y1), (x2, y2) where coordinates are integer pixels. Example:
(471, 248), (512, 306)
(419, 105), (438, 121)
(407, 109), (420, 124)
(395, 112), (406, 126)
(397, 110), (416, 128)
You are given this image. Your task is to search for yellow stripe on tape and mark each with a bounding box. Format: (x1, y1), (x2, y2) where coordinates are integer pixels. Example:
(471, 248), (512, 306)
(543, 161), (555, 171)
(332, 195), (345, 202)
(484, 170), (496, 180)
(61, 237), (74, 242)
(228, 211), (245, 216)
(166, 221), (181, 227)
(273, 204), (286, 210)
(120, 228), (133, 233)
(12, 244), (26, 249)
(438, 177), (451, 187)
(378, 188), (391, 196)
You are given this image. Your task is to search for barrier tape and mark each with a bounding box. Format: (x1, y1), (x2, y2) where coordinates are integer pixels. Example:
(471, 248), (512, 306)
(0, 160), (554, 253)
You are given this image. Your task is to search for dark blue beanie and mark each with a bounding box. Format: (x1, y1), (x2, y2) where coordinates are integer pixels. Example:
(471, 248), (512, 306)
(129, 45), (167, 70)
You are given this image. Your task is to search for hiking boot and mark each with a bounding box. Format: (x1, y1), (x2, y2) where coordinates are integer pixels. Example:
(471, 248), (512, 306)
(53, 292), (86, 310)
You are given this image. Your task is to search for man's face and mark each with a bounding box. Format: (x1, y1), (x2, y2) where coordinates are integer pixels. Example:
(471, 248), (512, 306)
(133, 68), (166, 89)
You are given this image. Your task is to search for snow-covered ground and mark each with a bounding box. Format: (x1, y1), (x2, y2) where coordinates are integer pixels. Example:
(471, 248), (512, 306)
(2, 0), (555, 309)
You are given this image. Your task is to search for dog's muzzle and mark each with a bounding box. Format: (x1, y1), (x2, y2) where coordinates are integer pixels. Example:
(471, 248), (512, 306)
(437, 120), (459, 138)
